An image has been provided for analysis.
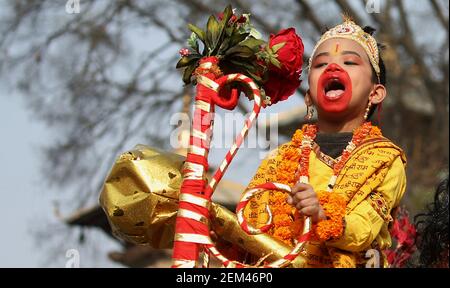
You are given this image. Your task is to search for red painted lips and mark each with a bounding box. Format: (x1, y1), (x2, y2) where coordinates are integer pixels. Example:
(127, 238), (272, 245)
(316, 63), (352, 113)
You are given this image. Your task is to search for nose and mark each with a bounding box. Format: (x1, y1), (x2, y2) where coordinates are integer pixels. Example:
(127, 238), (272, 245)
(325, 63), (343, 73)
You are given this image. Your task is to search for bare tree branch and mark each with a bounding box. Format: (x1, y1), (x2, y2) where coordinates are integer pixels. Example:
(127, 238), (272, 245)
(296, 0), (326, 34)
(394, 0), (443, 109)
(430, 0), (449, 31)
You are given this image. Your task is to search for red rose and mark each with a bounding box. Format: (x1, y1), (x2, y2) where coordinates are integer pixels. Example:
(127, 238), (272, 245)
(262, 72), (301, 105)
(261, 28), (304, 105)
(269, 28), (304, 77)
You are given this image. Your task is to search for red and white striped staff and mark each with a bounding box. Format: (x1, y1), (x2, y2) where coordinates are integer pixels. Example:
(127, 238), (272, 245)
(171, 57), (311, 268)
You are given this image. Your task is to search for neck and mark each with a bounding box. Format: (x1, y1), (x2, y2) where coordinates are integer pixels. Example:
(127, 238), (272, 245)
(316, 117), (366, 133)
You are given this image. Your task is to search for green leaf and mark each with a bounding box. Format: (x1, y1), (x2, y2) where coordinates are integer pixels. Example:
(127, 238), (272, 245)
(271, 42), (286, 54)
(225, 25), (234, 37)
(188, 24), (206, 44)
(248, 27), (262, 40)
(246, 71), (263, 83)
(237, 25), (248, 35)
(187, 32), (199, 53)
(176, 55), (200, 69)
(225, 45), (255, 58)
(220, 5), (233, 27)
(182, 64), (197, 85)
(206, 15), (220, 54)
(228, 32), (250, 49)
(269, 56), (282, 69)
(240, 37), (265, 52)
(256, 50), (269, 61)
(218, 37), (231, 55)
(229, 59), (257, 73)
(213, 5), (233, 55)
(265, 44), (277, 60)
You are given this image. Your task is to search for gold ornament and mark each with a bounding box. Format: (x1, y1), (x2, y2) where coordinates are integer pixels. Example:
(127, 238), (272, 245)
(308, 17), (380, 82)
(99, 144), (307, 267)
(364, 101), (372, 120)
(304, 105), (315, 121)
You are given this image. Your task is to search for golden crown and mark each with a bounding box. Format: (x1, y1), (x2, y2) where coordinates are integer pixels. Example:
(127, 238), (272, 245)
(308, 18), (380, 81)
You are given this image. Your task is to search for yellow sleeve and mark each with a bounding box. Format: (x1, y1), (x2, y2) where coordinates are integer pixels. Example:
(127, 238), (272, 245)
(326, 156), (407, 252)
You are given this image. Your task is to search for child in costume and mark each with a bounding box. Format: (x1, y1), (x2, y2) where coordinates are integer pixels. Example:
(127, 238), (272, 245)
(243, 18), (407, 268)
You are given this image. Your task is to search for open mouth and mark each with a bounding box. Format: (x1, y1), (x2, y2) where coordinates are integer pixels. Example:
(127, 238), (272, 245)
(324, 78), (346, 100)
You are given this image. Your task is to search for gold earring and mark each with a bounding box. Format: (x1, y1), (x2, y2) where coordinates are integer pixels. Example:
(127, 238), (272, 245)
(364, 101), (372, 120)
(305, 105), (314, 121)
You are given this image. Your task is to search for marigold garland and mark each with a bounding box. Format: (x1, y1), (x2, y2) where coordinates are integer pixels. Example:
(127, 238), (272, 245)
(254, 122), (381, 245)
(313, 191), (347, 241)
(265, 129), (304, 246)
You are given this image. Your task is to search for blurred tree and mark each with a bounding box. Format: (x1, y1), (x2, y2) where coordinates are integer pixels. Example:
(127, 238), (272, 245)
(0, 0), (448, 265)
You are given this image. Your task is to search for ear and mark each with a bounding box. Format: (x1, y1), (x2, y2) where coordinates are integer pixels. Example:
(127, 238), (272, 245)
(369, 84), (387, 104)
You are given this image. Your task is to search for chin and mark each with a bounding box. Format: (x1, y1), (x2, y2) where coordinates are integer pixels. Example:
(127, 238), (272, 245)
(317, 110), (349, 122)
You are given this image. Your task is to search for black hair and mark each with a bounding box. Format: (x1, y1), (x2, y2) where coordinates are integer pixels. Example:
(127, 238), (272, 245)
(363, 26), (387, 120)
(414, 177), (449, 267)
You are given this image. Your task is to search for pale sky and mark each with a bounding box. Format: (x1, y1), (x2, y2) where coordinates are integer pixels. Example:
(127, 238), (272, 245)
(0, 90), (124, 267)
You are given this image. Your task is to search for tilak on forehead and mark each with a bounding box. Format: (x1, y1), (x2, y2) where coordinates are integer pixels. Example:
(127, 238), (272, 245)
(332, 42), (340, 56)
(308, 17), (381, 82)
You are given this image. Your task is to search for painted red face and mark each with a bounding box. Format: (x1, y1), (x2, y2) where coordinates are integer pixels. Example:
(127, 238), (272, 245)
(316, 63), (352, 113)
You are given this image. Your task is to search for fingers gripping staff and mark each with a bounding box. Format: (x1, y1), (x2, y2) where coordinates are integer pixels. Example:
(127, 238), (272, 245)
(236, 183), (313, 268)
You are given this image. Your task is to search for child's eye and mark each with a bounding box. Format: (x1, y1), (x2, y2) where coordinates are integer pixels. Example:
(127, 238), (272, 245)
(314, 63), (327, 68)
(344, 61), (357, 65)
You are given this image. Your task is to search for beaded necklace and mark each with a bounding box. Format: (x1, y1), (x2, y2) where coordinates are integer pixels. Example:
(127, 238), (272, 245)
(298, 122), (373, 189)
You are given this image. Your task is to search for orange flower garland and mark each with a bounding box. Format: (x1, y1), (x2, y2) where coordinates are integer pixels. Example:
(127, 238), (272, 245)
(266, 129), (304, 246)
(299, 122), (376, 241)
(314, 191), (347, 241)
(265, 122), (381, 244)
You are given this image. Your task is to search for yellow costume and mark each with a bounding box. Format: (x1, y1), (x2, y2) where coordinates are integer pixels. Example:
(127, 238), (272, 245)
(244, 129), (406, 268)
(241, 17), (406, 268)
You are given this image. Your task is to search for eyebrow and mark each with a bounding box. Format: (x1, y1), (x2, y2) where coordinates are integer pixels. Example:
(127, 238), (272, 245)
(314, 52), (330, 58)
(341, 51), (362, 58)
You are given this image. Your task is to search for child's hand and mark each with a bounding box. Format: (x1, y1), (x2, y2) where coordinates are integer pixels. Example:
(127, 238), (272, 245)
(287, 182), (327, 223)
(210, 230), (219, 242)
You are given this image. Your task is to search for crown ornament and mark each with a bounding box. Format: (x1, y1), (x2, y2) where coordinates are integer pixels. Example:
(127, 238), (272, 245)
(308, 17), (380, 81)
